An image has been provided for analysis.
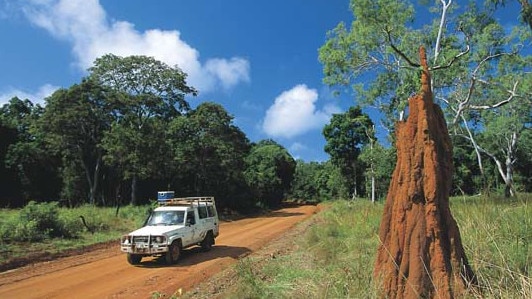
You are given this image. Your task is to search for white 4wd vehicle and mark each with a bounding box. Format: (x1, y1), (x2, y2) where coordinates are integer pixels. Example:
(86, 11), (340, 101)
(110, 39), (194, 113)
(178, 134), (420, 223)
(120, 193), (219, 265)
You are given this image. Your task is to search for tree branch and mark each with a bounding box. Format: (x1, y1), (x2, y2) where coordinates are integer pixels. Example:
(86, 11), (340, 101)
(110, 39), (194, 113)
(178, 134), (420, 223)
(434, 0), (452, 65)
(384, 28), (420, 68)
(469, 81), (519, 109)
(431, 26), (471, 71)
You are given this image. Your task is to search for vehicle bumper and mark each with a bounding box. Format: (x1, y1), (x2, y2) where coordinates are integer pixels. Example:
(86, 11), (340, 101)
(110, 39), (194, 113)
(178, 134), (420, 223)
(121, 244), (168, 255)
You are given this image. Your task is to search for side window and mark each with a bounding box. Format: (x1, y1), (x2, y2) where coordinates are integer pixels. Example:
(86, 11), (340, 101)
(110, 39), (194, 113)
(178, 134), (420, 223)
(198, 206), (208, 219)
(207, 206), (216, 217)
(186, 211), (195, 225)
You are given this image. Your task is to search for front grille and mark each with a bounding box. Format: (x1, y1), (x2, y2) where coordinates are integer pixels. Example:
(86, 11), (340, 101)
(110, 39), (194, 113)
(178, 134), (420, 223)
(133, 236), (149, 243)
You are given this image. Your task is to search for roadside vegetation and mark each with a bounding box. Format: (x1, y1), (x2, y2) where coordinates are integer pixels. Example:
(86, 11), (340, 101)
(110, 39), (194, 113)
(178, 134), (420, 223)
(0, 194), (529, 298)
(0, 203), (149, 268)
(220, 194), (530, 299)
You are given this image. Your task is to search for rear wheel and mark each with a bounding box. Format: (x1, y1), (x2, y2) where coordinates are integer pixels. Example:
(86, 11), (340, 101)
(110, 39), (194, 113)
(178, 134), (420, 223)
(201, 231), (214, 252)
(127, 254), (142, 265)
(165, 241), (181, 264)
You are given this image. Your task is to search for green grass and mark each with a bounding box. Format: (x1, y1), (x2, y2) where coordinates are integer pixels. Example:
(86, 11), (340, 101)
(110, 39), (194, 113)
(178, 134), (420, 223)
(227, 194), (531, 299)
(451, 194), (531, 298)
(0, 204), (150, 265)
(1, 195), (530, 298)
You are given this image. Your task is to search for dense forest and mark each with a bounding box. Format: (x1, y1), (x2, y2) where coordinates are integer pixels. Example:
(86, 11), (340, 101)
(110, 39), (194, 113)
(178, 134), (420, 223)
(1, 0), (531, 210)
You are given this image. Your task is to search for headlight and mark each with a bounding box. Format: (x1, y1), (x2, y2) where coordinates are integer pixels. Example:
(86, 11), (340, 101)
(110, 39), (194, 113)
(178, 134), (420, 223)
(122, 235), (131, 244)
(153, 236), (166, 243)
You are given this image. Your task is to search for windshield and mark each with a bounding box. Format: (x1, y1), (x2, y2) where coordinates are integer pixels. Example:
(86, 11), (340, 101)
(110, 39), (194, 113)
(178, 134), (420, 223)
(146, 210), (185, 226)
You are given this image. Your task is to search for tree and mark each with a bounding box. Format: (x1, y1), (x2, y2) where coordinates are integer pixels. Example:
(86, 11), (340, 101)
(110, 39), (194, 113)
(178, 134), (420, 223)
(475, 98), (531, 196)
(89, 54), (197, 204)
(323, 106), (373, 199)
(489, 0), (532, 30)
(168, 102), (251, 209)
(290, 160), (350, 202)
(290, 160), (322, 202)
(318, 161), (350, 200)
(0, 98), (60, 205)
(319, 0), (532, 197)
(514, 127), (532, 192)
(359, 141), (395, 201)
(39, 79), (113, 205)
(244, 140), (296, 208)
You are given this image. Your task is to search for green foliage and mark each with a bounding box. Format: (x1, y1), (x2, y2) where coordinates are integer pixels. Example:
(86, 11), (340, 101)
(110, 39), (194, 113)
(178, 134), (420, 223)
(39, 79), (112, 205)
(487, 0), (532, 30)
(89, 54), (197, 205)
(320, 0), (532, 198)
(0, 204), (149, 265)
(167, 102), (252, 209)
(228, 196), (531, 298)
(230, 200), (382, 298)
(451, 194), (531, 297)
(319, 0), (418, 129)
(323, 106), (374, 197)
(290, 160), (350, 202)
(244, 140), (296, 208)
(0, 201), (72, 242)
(0, 97), (61, 206)
(359, 142), (395, 200)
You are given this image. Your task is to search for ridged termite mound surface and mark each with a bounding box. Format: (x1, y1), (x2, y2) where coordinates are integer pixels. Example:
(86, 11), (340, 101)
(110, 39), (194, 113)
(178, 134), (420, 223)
(374, 47), (476, 299)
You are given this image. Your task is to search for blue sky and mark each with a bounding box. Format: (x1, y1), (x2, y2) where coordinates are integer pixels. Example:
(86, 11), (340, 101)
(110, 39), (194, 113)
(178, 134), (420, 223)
(0, 0), (525, 162)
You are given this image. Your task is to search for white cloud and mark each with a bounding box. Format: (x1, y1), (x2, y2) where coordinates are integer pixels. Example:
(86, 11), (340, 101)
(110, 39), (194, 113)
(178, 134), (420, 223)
(19, 0), (250, 93)
(205, 58), (250, 90)
(289, 142), (307, 152)
(0, 84), (59, 107)
(262, 84), (341, 139)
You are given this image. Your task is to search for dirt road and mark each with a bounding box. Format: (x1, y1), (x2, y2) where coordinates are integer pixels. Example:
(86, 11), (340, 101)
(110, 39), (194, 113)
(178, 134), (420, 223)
(0, 204), (317, 298)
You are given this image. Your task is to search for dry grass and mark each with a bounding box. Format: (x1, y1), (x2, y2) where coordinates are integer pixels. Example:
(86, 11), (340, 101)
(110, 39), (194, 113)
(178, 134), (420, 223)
(219, 195), (530, 298)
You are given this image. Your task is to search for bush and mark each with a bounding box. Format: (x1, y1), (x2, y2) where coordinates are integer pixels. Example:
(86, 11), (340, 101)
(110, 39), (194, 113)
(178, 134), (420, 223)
(1, 201), (81, 242)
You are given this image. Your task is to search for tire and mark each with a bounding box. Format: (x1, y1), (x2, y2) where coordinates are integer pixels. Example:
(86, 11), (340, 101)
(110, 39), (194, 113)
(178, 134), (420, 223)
(127, 253), (142, 265)
(165, 241), (181, 264)
(201, 231), (214, 252)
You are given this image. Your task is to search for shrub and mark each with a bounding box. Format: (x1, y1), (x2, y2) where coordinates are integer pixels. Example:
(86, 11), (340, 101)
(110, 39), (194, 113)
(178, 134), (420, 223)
(1, 201), (82, 242)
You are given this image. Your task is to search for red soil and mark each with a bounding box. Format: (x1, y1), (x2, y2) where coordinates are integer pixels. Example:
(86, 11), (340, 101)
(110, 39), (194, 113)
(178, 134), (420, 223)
(374, 47), (476, 299)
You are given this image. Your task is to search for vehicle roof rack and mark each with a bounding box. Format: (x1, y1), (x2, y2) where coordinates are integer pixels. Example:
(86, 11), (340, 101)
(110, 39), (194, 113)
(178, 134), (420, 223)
(158, 196), (216, 207)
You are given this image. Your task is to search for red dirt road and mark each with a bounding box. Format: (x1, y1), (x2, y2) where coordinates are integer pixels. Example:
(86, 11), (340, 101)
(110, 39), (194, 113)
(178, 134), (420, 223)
(0, 204), (317, 298)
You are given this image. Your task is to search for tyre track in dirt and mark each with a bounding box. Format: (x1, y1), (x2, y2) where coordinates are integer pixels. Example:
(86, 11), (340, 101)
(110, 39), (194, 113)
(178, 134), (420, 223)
(0, 204), (317, 298)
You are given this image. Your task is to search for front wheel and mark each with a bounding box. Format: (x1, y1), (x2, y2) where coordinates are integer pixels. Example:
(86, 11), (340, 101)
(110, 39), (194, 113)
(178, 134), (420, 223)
(201, 231), (214, 252)
(165, 241), (181, 264)
(127, 253), (142, 265)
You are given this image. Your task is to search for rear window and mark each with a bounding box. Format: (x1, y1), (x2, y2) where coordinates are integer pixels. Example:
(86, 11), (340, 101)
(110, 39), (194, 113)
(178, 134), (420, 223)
(207, 206), (216, 217)
(198, 206), (208, 219)
(197, 205), (216, 219)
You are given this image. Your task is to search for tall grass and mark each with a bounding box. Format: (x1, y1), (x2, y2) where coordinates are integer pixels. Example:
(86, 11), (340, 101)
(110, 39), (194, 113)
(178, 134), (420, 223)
(0, 203), (150, 265)
(228, 195), (531, 298)
(451, 194), (531, 298)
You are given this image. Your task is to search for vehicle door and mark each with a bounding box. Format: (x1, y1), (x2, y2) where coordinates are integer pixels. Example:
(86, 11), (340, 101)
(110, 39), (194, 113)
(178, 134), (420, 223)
(197, 205), (217, 239)
(181, 209), (197, 246)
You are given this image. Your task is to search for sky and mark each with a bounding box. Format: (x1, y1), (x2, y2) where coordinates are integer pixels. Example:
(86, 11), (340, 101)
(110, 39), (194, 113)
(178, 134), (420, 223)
(0, 0), (525, 162)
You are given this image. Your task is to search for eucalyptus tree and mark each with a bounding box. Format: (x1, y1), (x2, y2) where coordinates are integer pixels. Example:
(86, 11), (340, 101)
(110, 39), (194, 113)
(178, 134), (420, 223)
(319, 0), (532, 196)
(167, 102), (251, 209)
(489, 0), (532, 30)
(474, 98), (531, 196)
(323, 106), (374, 199)
(359, 141), (396, 201)
(89, 54), (197, 204)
